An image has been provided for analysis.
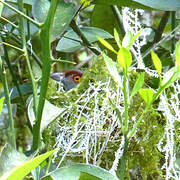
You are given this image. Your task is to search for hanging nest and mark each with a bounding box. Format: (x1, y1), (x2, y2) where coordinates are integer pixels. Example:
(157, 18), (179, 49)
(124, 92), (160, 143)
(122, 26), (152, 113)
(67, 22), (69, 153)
(43, 55), (165, 178)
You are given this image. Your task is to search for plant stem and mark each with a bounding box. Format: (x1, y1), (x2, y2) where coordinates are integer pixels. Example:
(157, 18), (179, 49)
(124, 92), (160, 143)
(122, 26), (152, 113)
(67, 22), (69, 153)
(0, 41), (24, 52)
(123, 73), (129, 134)
(0, 0), (40, 27)
(119, 135), (129, 180)
(127, 105), (150, 139)
(1, 36), (25, 107)
(0, 57), (16, 149)
(142, 23), (180, 59)
(9, 33), (42, 68)
(32, 0), (60, 152)
(153, 11), (170, 44)
(171, 12), (175, 54)
(18, 0), (38, 116)
(111, 5), (125, 39)
(0, 16), (18, 28)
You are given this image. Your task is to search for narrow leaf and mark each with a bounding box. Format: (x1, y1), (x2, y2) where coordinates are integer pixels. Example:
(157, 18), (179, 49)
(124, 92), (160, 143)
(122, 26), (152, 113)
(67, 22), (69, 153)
(114, 28), (121, 48)
(1, 149), (58, 180)
(122, 31), (133, 49)
(97, 36), (117, 54)
(109, 99), (123, 126)
(103, 53), (122, 88)
(139, 88), (154, 105)
(130, 73), (144, 101)
(122, 29), (143, 49)
(117, 47), (132, 70)
(151, 50), (162, 75)
(0, 97), (5, 115)
(175, 40), (180, 71)
(132, 29), (143, 43)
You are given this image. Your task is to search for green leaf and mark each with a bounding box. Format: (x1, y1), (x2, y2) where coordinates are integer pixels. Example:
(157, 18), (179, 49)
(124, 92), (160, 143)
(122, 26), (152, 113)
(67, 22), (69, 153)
(79, 172), (102, 180)
(41, 163), (119, 180)
(151, 50), (162, 76)
(139, 88), (154, 105)
(32, 0), (77, 41)
(0, 83), (33, 101)
(122, 30), (143, 49)
(114, 28), (121, 48)
(129, 29), (143, 49)
(0, 148), (58, 180)
(162, 67), (180, 88)
(28, 98), (64, 132)
(175, 40), (180, 71)
(91, 5), (123, 36)
(109, 99), (124, 132)
(133, 0), (180, 11)
(122, 29), (143, 49)
(0, 0), (4, 16)
(97, 36), (117, 54)
(103, 53), (122, 88)
(130, 73), (144, 101)
(122, 31), (133, 49)
(56, 27), (113, 52)
(93, 0), (153, 9)
(0, 97), (5, 115)
(0, 144), (28, 177)
(117, 47), (132, 70)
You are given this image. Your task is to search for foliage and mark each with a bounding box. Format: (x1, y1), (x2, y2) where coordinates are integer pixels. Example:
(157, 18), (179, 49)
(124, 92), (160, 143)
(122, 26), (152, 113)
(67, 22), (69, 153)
(0, 0), (180, 179)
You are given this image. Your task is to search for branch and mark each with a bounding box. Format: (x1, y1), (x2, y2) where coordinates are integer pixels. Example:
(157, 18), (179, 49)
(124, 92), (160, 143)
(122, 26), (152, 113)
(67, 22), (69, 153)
(70, 19), (101, 55)
(111, 5), (125, 39)
(153, 11), (170, 43)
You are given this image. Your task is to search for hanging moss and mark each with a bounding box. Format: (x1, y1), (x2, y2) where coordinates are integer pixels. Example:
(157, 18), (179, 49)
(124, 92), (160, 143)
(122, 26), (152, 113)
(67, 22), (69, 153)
(43, 55), (166, 178)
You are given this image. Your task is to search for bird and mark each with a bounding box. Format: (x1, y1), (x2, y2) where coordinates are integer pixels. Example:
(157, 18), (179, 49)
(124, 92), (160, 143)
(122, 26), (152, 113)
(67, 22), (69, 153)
(50, 69), (83, 91)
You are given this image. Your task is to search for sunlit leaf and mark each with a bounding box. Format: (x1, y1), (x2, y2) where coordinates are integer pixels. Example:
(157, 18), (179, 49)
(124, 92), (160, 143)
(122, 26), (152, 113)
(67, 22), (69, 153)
(114, 28), (121, 48)
(122, 31), (133, 49)
(162, 67), (180, 87)
(175, 40), (180, 71)
(139, 88), (154, 105)
(97, 36), (117, 54)
(0, 149), (58, 180)
(117, 47), (132, 70)
(0, 144), (28, 178)
(103, 53), (122, 88)
(130, 73), (144, 101)
(80, 0), (91, 6)
(0, 97), (5, 115)
(151, 50), (162, 75)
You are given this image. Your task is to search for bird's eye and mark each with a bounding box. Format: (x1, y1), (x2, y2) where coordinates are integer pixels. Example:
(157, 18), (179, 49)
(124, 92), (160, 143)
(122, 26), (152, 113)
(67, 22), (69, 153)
(73, 75), (81, 83)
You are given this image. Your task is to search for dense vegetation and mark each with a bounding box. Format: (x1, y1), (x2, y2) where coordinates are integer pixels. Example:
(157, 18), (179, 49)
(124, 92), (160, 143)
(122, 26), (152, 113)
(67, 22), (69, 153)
(0, 0), (180, 179)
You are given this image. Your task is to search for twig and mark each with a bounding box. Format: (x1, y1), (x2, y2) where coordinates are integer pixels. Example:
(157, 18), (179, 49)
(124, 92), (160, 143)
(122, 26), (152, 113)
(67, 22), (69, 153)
(0, 0), (40, 27)
(1, 36), (25, 107)
(0, 17), (18, 28)
(142, 23), (180, 59)
(70, 19), (101, 55)
(0, 57), (16, 149)
(153, 11), (170, 43)
(18, 0), (38, 117)
(111, 5), (125, 39)
(75, 54), (93, 69)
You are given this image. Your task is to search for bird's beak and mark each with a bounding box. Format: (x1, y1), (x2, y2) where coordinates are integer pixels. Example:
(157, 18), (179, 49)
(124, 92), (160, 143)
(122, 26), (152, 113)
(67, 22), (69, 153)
(50, 72), (64, 82)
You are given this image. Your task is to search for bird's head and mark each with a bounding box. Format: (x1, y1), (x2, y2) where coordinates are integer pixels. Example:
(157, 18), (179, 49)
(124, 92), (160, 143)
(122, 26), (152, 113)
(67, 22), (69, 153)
(50, 69), (83, 91)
